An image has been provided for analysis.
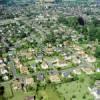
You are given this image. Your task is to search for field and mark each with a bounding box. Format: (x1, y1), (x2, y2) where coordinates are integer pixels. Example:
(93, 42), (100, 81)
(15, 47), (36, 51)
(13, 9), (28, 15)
(37, 85), (63, 100)
(9, 91), (34, 100)
(56, 74), (94, 100)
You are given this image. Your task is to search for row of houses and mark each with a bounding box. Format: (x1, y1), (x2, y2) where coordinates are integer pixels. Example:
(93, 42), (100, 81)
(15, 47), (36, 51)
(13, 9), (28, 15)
(0, 58), (9, 81)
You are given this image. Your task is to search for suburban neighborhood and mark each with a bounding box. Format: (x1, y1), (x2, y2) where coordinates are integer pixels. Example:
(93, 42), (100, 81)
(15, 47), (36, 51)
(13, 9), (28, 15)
(0, 0), (100, 100)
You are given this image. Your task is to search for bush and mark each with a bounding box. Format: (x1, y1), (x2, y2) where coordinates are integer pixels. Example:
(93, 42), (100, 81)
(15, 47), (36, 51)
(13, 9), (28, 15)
(72, 95), (76, 98)
(83, 95), (86, 99)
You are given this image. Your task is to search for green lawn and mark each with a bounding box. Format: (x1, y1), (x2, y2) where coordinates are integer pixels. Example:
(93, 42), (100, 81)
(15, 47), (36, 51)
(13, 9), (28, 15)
(4, 83), (12, 99)
(37, 85), (63, 100)
(56, 74), (94, 100)
(9, 91), (34, 100)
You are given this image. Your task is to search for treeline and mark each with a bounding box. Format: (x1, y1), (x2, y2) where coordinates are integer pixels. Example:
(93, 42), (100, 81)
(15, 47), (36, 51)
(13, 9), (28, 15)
(58, 16), (100, 42)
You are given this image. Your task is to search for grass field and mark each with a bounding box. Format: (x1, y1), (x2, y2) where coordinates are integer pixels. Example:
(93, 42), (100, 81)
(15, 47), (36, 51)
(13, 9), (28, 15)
(4, 83), (12, 99)
(37, 85), (63, 100)
(56, 74), (94, 100)
(9, 91), (34, 100)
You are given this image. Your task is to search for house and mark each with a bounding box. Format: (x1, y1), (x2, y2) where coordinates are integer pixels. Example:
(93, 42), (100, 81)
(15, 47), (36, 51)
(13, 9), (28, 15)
(31, 64), (36, 71)
(45, 47), (54, 55)
(14, 58), (19, 64)
(63, 41), (69, 46)
(0, 67), (8, 75)
(72, 45), (81, 51)
(54, 47), (62, 53)
(72, 57), (81, 64)
(89, 80), (100, 100)
(20, 67), (29, 74)
(18, 50), (33, 60)
(0, 59), (3, 64)
(64, 56), (72, 61)
(48, 70), (60, 83)
(37, 73), (44, 81)
(16, 63), (23, 69)
(76, 50), (86, 56)
(73, 68), (81, 75)
(49, 75), (60, 83)
(12, 79), (21, 90)
(53, 59), (67, 68)
(95, 80), (100, 87)
(81, 67), (94, 74)
(25, 52), (33, 60)
(14, 58), (23, 69)
(0, 63), (6, 68)
(51, 57), (59, 64)
(61, 71), (71, 78)
(86, 56), (96, 63)
(2, 75), (9, 81)
(41, 61), (48, 69)
(96, 68), (100, 72)
(35, 55), (43, 63)
(24, 77), (34, 86)
(46, 61), (53, 68)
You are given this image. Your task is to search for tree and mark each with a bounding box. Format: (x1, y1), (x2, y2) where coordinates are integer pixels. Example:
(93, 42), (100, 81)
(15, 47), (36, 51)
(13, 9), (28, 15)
(0, 86), (6, 100)
(95, 45), (100, 58)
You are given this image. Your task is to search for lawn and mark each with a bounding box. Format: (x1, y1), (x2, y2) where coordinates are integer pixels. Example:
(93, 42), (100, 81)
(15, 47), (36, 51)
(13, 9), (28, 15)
(9, 91), (34, 100)
(4, 83), (12, 99)
(37, 85), (63, 100)
(56, 74), (94, 100)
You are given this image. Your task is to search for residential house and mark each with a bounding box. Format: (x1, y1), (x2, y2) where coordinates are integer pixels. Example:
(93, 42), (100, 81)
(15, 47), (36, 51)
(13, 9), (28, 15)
(72, 45), (82, 51)
(31, 64), (36, 71)
(64, 55), (72, 61)
(0, 63), (6, 68)
(81, 67), (94, 74)
(20, 67), (29, 74)
(46, 61), (54, 68)
(53, 59), (67, 68)
(24, 77), (34, 86)
(48, 70), (60, 83)
(41, 61), (48, 69)
(12, 79), (21, 90)
(72, 57), (81, 64)
(89, 80), (100, 100)
(45, 46), (54, 55)
(63, 41), (69, 47)
(49, 74), (60, 83)
(73, 68), (82, 75)
(96, 68), (100, 72)
(2, 75), (9, 81)
(0, 67), (8, 75)
(76, 50), (86, 56)
(61, 71), (71, 78)
(14, 58), (23, 69)
(37, 73), (44, 81)
(86, 56), (96, 63)
(35, 55), (43, 63)
(0, 59), (3, 64)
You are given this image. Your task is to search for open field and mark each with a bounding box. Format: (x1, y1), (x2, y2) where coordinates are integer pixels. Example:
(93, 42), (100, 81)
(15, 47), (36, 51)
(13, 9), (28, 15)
(56, 74), (94, 100)
(9, 91), (34, 100)
(37, 85), (63, 100)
